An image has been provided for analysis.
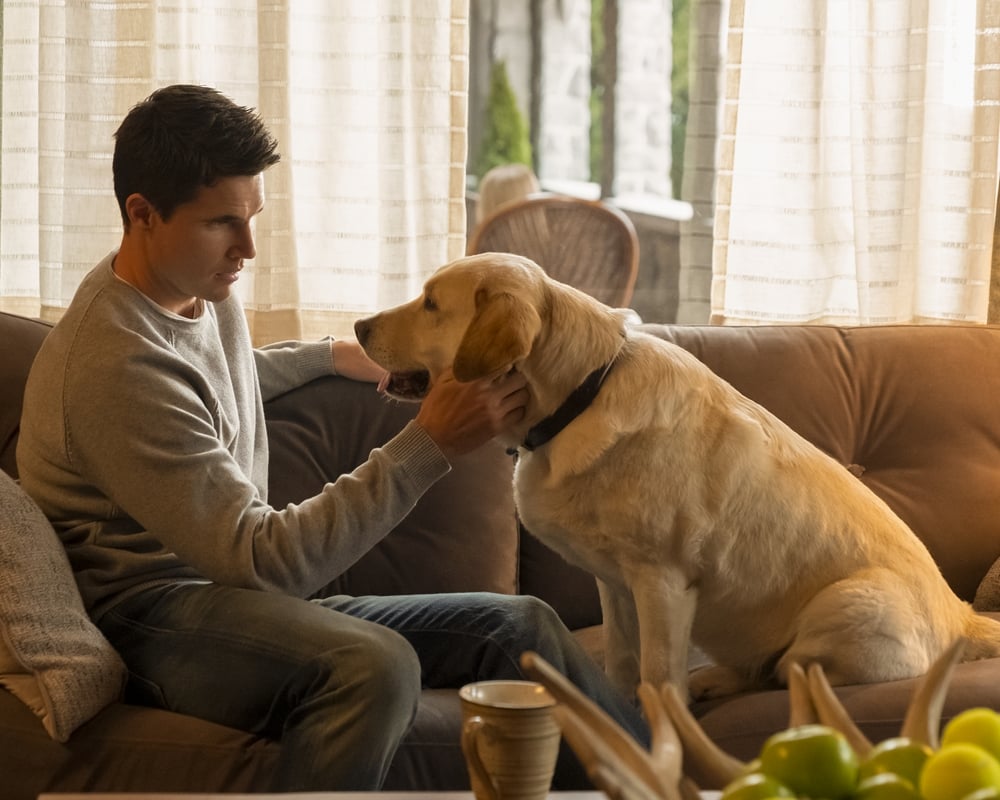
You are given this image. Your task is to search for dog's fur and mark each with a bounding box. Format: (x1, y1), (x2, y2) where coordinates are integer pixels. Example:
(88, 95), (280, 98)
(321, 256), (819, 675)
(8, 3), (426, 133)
(355, 252), (1000, 701)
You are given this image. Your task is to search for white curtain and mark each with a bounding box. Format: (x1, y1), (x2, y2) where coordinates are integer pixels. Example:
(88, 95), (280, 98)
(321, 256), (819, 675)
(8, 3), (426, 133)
(993, 180), (1000, 322)
(703, 0), (1000, 325)
(677, 0), (729, 324)
(0, 0), (470, 343)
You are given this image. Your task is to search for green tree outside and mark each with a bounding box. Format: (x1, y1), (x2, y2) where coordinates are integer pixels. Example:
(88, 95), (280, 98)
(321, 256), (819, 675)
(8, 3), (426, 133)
(671, 0), (690, 199)
(590, 0), (606, 185)
(475, 60), (533, 181)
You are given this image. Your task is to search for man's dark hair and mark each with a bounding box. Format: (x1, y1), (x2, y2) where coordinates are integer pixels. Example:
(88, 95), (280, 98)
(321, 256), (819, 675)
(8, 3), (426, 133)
(112, 84), (281, 228)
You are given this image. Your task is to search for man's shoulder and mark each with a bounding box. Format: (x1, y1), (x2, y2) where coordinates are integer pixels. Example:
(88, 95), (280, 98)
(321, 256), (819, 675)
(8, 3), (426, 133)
(35, 260), (170, 384)
(60, 258), (194, 344)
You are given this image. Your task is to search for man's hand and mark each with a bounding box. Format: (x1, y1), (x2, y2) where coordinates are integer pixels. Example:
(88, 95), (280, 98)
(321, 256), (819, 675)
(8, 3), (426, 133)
(415, 369), (528, 459)
(331, 340), (389, 384)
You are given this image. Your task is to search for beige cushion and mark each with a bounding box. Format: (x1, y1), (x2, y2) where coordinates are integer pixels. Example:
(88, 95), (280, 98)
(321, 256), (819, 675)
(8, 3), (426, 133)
(0, 470), (125, 741)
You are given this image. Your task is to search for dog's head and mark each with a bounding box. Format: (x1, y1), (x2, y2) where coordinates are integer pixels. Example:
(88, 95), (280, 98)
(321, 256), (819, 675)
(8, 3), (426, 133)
(354, 253), (548, 400)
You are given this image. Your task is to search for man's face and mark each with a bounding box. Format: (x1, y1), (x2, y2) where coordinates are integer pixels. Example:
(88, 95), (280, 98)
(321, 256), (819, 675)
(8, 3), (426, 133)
(135, 174), (265, 316)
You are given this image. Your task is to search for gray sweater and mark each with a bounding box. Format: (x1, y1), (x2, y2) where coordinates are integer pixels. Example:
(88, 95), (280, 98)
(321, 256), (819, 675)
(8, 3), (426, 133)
(17, 253), (449, 620)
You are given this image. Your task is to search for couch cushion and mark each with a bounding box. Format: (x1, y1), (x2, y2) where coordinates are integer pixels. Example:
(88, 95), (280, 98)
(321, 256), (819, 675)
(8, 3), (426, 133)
(0, 470), (126, 742)
(384, 688), (468, 789)
(0, 688), (280, 799)
(0, 311), (51, 478)
(265, 375), (519, 597)
(692, 651), (1000, 763)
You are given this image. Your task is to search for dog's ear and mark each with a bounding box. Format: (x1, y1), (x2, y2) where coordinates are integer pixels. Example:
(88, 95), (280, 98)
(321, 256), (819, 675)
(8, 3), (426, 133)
(454, 288), (541, 381)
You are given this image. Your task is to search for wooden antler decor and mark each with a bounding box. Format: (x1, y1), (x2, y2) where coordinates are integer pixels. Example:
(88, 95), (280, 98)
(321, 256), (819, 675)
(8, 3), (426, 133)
(520, 651), (688, 800)
(520, 638), (966, 799)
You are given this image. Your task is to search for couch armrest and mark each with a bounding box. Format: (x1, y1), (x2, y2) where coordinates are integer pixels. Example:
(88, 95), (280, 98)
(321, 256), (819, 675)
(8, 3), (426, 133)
(0, 312), (52, 478)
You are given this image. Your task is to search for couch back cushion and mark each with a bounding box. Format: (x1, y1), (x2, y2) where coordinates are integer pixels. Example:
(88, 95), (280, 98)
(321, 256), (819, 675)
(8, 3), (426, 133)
(0, 313), (51, 478)
(520, 323), (1000, 627)
(265, 375), (519, 597)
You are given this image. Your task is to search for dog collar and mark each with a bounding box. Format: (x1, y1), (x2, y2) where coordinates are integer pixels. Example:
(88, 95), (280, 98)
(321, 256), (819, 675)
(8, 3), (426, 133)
(514, 357), (619, 454)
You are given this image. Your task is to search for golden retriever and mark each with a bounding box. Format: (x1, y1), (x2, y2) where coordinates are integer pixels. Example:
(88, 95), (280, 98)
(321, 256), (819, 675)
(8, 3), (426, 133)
(354, 252), (1000, 702)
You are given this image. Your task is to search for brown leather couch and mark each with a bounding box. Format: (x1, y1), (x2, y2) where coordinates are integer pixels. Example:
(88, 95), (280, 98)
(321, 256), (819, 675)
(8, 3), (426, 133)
(3, 307), (1000, 796)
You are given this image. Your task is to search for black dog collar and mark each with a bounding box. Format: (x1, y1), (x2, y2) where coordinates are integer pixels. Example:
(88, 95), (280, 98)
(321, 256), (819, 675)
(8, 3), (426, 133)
(511, 357), (619, 455)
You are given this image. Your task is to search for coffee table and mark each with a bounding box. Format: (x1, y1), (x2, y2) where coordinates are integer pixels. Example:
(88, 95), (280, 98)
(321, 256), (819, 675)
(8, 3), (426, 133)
(39, 794), (612, 799)
(40, 791), (720, 799)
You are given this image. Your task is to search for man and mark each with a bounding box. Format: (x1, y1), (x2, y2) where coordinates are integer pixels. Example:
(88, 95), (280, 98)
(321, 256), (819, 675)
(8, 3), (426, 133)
(16, 84), (646, 790)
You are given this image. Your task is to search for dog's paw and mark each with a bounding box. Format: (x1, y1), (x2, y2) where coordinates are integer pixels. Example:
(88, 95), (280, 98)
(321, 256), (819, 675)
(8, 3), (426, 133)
(688, 664), (752, 701)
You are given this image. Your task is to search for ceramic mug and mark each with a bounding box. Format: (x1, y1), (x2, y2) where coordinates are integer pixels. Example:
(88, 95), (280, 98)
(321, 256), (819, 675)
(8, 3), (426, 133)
(459, 680), (561, 800)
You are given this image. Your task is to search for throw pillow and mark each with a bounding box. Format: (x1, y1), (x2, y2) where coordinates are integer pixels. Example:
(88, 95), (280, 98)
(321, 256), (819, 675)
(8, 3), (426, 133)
(974, 556), (1000, 612)
(0, 469), (126, 741)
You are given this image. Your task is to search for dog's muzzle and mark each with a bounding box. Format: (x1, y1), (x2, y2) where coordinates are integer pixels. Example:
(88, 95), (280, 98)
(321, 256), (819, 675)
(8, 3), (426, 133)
(355, 317), (431, 401)
(377, 370), (430, 401)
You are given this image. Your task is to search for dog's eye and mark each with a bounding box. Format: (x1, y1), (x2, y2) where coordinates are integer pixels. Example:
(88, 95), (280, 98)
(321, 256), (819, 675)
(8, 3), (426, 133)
(423, 296), (438, 312)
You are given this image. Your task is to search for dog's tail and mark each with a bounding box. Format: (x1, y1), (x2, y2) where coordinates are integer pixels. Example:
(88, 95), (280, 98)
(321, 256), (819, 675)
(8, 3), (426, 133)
(961, 611), (1000, 660)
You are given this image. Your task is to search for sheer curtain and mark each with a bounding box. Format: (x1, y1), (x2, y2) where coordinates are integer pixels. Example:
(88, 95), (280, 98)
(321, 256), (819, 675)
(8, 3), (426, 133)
(993, 188), (1000, 322)
(0, 1), (469, 343)
(695, 0), (1000, 326)
(677, 0), (729, 324)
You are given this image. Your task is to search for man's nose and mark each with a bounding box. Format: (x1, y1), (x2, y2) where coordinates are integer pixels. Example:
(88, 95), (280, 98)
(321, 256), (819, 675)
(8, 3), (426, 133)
(234, 222), (256, 260)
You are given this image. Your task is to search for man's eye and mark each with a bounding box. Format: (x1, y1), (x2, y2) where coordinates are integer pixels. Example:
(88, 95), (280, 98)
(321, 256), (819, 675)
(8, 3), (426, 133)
(423, 297), (437, 311)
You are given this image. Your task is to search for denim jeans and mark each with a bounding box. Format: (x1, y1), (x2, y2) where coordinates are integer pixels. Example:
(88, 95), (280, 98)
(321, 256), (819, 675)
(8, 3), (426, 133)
(99, 582), (648, 791)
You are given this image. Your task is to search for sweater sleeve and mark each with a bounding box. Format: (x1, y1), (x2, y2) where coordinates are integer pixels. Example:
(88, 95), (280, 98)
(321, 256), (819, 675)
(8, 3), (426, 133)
(253, 338), (336, 401)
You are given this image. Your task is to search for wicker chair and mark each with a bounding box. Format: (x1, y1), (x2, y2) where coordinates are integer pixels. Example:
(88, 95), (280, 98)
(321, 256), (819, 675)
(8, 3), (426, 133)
(467, 194), (640, 308)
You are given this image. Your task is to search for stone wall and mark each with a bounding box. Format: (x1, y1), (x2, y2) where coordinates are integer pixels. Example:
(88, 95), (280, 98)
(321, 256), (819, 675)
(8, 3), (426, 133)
(614, 0), (672, 198)
(538, 0), (592, 181)
(623, 206), (683, 323)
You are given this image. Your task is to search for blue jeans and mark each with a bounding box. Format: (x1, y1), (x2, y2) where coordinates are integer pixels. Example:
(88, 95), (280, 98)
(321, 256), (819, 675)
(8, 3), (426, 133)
(99, 583), (648, 790)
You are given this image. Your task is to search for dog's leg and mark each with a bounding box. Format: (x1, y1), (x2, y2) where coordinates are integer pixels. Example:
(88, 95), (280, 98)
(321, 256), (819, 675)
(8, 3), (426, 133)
(778, 569), (937, 686)
(597, 579), (641, 699)
(632, 566), (697, 701)
(688, 664), (758, 700)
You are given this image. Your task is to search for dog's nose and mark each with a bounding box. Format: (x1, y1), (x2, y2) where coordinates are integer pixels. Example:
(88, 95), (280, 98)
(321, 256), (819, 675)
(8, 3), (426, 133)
(354, 317), (372, 345)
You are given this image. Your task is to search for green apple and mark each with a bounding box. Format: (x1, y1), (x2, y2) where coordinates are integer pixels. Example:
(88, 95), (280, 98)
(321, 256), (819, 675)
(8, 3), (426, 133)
(944, 708), (1000, 763)
(920, 742), (1000, 800)
(741, 757), (764, 776)
(721, 771), (795, 800)
(858, 736), (934, 787)
(960, 787), (1000, 800)
(853, 772), (921, 800)
(759, 723), (859, 799)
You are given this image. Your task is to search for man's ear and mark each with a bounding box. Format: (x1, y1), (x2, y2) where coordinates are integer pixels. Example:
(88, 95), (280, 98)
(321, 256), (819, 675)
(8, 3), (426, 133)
(453, 288), (541, 381)
(125, 193), (156, 229)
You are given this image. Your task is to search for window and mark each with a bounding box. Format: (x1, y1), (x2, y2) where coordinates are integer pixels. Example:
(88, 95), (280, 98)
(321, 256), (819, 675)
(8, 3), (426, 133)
(466, 0), (694, 324)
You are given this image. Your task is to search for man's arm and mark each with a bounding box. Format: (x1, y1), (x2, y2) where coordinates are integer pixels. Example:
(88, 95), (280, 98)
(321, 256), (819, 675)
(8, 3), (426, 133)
(253, 339), (385, 401)
(330, 339), (388, 383)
